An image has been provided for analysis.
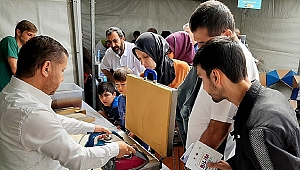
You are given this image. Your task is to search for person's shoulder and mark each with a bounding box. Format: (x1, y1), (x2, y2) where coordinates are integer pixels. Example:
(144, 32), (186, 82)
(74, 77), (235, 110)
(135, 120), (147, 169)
(2, 90), (47, 113)
(124, 41), (135, 49)
(173, 59), (190, 70)
(118, 94), (125, 99)
(2, 36), (14, 40)
(0, 36), (16, 44)
(104, 47), (113, 54)
(239, 41), (253, 59)
(112, 95), (119, 108)
(102, 48), (115, 61)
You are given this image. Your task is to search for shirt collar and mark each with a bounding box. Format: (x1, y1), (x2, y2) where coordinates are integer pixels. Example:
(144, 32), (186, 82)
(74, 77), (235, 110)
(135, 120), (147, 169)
(10, 76), (52, 106)
(122, 41), (130, 57)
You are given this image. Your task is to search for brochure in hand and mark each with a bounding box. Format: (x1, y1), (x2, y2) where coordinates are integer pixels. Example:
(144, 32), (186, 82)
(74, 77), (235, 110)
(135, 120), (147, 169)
(182, 141), (223, 170)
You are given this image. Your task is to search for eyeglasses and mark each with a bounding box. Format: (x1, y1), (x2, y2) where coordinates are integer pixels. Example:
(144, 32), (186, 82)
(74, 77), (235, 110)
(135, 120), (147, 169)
(106, 37), (121, 45)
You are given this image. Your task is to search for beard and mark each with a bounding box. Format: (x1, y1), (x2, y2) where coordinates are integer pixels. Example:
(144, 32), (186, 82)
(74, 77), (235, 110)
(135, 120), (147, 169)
(209, 83), (225, 103)
(112, 48), (122, 55)
(42, 73), (60, 95)
(211, 96), (224, 103)
(112, 42), (124, 55)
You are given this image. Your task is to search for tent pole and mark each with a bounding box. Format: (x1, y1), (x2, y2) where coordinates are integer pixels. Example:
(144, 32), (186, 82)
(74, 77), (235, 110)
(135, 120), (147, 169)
(90, 0), (97, 109)
(241, 8), (248, 34)
(71, 0), (84, 89)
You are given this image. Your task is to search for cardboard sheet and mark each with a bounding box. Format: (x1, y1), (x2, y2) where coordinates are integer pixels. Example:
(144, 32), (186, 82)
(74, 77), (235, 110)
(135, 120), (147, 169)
(126, 74), (177, 157)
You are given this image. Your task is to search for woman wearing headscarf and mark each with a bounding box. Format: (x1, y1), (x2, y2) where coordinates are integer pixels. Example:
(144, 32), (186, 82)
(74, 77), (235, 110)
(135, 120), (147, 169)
(132, 32), (190, 88)
(165, 31), (195, 65)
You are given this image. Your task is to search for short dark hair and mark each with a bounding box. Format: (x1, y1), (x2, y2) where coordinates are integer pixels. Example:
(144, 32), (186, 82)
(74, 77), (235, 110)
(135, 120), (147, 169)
(189, 1), (235, 37)
(16, 35), (68, 78)
(98, 82), (116, 95)
(147, 27), (158, 34)
(113, 66), (133, 82)
(161, 30), (172, 39)
(15, 20), (38, 35)
(193, 36), (247, 83)
(133, 30), (140, 37)
(106, 27), (124, 38)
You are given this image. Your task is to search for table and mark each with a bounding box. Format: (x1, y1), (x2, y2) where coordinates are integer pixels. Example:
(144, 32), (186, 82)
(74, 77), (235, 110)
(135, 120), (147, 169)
(79, 101), (166, 170)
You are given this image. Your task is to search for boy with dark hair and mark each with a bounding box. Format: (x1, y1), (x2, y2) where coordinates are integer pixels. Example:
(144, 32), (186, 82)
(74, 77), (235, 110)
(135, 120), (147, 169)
(98, 82), (121, 127)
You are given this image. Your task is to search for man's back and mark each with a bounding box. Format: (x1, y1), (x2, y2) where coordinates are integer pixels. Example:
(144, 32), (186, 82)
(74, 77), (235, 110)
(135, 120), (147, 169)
(0, 77), (67, 170)
(232, 81), (300, 169)
(0, 36), (19, 91)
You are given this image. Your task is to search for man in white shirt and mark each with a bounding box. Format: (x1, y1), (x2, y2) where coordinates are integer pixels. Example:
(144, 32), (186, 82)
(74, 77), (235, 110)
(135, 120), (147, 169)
(0, 35), (135, 170)
(100, 27), (145, 81)
(178, 0), (259, 161)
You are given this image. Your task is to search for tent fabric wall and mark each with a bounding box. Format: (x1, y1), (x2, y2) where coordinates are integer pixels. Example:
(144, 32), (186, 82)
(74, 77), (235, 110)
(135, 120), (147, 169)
(81, 0), (199, 53)
(0, 0), (76, 83)
(83, 0), (300, 73)
(223, 0), (300, 72)
(2, 0), (299, 84)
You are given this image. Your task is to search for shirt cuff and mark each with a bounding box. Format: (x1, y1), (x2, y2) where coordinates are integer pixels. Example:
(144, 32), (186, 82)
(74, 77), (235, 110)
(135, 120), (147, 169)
(105, 142), (120, 157)
(211, 115), (234, 123)
(82, 122), (96, 133)
(99, 63), (109, 71)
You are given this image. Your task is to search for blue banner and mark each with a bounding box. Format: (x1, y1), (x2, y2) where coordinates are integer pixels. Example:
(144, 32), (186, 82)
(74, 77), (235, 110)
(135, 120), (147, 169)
(238, 0), (262, 9)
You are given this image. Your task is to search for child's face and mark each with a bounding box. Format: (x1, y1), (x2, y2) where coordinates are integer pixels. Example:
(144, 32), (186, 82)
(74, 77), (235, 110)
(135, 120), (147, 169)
(115, 81), (127, 95)
(99, 91), (116, 106)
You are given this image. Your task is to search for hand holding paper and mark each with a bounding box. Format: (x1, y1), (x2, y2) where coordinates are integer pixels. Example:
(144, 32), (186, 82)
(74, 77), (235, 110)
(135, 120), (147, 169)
(207, 160), (232, 170)
(185, 140), (223, 170)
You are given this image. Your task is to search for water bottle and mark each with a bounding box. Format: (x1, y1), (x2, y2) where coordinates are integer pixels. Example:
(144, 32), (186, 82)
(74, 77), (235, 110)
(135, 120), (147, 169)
(103, 75), (107, 82)
(97, 50), (100, 63)
(99, 73), (107, 82)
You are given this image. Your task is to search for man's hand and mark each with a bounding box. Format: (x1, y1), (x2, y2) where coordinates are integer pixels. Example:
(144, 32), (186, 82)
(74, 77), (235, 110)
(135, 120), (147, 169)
(94, 125), (111, 134)
(116, 141), (136, 158)
(207, 160), (232, 170)
(128, 132), (136, 138)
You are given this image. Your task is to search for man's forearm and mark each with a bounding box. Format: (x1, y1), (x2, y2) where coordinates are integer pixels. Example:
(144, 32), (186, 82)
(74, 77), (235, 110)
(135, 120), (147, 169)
(199, 119), (231, 149)
(8, 57), (17, 75)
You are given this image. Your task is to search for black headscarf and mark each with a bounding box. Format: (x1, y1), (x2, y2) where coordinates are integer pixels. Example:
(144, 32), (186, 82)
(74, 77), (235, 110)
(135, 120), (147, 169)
(132, 32), (175, 86)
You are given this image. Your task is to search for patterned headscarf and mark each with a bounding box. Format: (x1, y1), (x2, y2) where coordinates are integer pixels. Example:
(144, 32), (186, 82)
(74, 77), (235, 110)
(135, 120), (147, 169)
(132, 32), (175, 86)
(166, 31), (195, 65)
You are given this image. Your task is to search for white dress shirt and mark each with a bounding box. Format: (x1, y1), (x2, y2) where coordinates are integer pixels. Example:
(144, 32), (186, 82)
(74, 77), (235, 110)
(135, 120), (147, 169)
(100, 41), (145, 75)
(0, 76), (119, 170)
(186, 42), (259, 160)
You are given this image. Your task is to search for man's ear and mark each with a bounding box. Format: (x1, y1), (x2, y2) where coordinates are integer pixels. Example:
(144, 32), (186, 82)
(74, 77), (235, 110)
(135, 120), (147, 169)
(211, 69), (221, 84)
(41, 61), (51, 77)
(16, 29), (21, 36)
(113, 92), (117, 96)
(221, 29), (233, 38)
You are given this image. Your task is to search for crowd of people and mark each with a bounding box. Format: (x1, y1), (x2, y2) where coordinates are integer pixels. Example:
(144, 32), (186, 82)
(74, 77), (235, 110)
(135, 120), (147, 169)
(0, 0), (299, 170)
